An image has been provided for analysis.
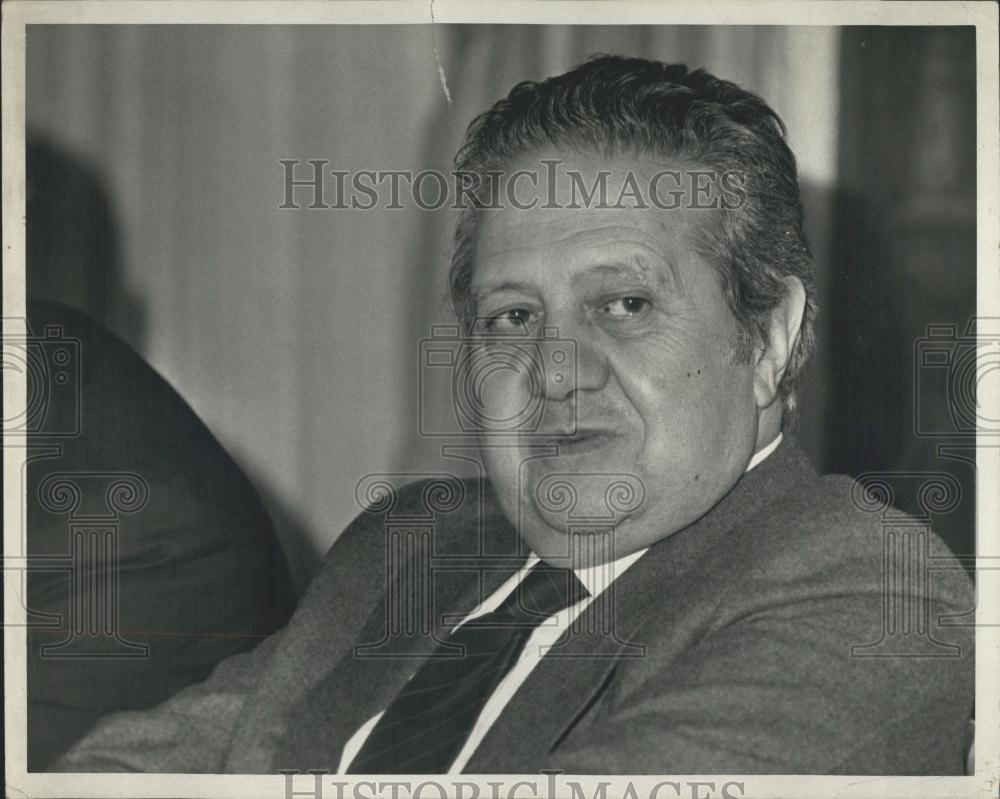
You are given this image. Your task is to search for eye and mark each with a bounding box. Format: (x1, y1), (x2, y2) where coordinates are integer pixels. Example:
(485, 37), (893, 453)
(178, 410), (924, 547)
(478, 307), (534, 334)
(600, 296), (651, 318)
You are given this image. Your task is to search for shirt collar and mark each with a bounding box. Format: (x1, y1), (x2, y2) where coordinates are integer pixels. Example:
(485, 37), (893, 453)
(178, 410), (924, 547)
(747, 431), (783, 472)
(572, 547), (647, 597)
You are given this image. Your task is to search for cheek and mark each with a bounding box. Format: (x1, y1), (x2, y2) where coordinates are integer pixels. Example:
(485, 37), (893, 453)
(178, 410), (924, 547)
(468, 357), (539, 432)
(624, 355), (757, 467)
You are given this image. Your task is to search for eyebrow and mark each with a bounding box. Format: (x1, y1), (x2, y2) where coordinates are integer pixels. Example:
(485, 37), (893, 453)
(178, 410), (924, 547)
(470, 281), (537, 307)
(576, 256), (679, 293)
(577, 260), (654, 284)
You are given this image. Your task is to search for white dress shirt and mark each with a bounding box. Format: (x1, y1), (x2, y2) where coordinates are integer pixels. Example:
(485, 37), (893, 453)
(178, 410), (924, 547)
(337, 433), (783, 774)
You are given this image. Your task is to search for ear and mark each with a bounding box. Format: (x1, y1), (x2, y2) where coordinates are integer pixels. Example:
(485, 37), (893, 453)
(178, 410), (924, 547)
(753, 276), (807, 410)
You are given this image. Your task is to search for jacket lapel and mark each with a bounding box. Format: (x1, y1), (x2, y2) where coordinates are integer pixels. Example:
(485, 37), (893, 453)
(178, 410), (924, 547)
(270, 474), (524, 771)
(462, 539), (677, 773)
(305, 551), (527, 766)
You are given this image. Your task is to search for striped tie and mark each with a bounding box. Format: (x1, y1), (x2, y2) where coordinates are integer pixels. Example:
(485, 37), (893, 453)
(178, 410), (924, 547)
(346, 563), (588, 773)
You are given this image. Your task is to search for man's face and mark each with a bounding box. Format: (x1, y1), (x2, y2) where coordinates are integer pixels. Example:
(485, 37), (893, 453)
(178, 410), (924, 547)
(469, 151), (762, 566)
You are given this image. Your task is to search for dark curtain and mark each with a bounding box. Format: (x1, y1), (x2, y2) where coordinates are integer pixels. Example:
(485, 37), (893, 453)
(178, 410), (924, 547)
(827, 27), (977, 561)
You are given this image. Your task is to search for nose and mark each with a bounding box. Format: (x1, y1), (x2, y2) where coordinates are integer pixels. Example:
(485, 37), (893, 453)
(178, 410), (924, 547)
(541, 320), (609, 402)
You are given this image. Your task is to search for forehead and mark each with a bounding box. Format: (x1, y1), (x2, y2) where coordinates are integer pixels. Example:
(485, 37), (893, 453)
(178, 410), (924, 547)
(470, 150), (720, 294)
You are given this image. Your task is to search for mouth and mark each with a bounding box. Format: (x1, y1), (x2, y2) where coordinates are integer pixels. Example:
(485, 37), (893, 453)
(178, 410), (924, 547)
(538, 428), (616, 454)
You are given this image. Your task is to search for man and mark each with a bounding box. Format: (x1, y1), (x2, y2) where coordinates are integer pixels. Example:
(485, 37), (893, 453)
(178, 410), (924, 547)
(55, 55), (974, 775)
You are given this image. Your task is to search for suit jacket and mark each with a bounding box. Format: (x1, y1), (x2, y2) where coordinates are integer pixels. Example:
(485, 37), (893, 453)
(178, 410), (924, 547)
(55, 439), (975, 774)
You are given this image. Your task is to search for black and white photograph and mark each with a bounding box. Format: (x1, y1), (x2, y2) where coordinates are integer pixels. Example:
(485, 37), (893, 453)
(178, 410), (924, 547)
(3, 2), (998, 798)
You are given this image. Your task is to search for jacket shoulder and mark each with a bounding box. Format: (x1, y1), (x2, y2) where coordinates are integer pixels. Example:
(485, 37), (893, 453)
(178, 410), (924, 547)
(328, 473), (510, 559)
(739, 469), (972, 603)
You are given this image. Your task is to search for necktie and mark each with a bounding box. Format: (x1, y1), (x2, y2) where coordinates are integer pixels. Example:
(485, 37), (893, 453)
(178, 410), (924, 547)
(346, 562), (589, 774)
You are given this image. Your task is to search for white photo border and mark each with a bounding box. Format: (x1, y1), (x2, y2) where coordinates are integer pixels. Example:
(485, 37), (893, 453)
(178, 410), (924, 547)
(3, 2), (997, 798)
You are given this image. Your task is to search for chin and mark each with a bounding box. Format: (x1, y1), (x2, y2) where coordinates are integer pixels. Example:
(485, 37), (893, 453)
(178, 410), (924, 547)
(518, 513), (655, 567)
(526, 460), (645, 512)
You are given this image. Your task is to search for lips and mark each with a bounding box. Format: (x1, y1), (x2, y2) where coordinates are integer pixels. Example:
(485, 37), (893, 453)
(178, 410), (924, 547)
(537, 428), (616, 454)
